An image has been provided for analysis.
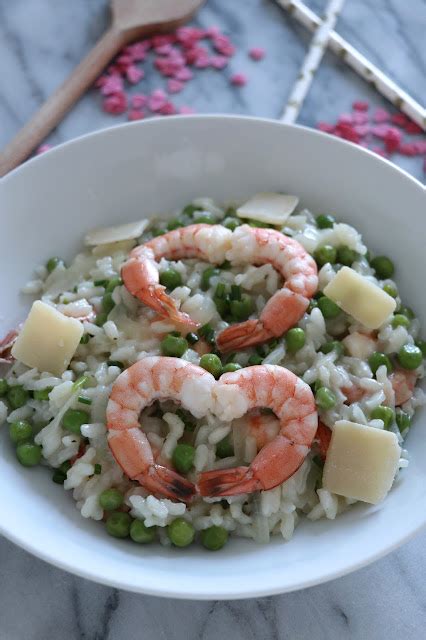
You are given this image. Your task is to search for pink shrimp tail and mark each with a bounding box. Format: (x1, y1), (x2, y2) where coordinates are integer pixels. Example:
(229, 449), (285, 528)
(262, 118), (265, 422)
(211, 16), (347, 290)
(135, 466), (196, 503)
(216, 320), (272, 353)
(197, 466), (261, 497)
(142, 285), (199, 328)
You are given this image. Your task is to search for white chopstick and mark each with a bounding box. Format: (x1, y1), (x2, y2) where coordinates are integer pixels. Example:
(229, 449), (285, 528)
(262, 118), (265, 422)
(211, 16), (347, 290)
(281, 0), (346, 123)
(276, 0), (426, 130)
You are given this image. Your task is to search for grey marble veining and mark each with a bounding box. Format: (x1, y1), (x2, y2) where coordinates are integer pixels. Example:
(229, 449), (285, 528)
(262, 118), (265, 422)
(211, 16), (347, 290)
(1, 0), (426, 638)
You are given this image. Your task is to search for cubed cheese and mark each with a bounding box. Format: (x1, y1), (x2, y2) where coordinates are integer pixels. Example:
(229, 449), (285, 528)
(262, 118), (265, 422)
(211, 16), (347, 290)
(342, 332), (376, 359)
(323, 266), (396, 329)
(323, 420), (401, 504)
(92, 239), (136, 257)
(84, 220), (148, 246)
(236, 192), (299, 226)
(12, 301), (83, 376)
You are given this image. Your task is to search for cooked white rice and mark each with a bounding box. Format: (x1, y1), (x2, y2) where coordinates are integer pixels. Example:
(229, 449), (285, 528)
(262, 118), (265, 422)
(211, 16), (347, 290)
(1, 197), (424, 548)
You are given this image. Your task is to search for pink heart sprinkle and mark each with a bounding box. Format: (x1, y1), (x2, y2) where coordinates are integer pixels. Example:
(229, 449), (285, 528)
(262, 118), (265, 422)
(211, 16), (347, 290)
(352, 100), (369, 111)
(100, 74), (124, 96)
(147, 89), (168, 112)
(126, 65), (144, 84)
(230, 73), (247, 87)
(102, 93), (128, 115)
(167, 79), (184, 94)
(210, 55), (228, 70)
(373, 108), (390, 123)
(128, 109), (145, 121)
(249, 47), (265, 61)
(131, 93), (147, 109)
(158, 101), (176, 115)
(174, 67), (193, 81)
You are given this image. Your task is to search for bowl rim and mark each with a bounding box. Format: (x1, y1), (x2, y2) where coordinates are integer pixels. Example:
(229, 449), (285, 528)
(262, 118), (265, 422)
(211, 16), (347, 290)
(1, 114), (425, 599)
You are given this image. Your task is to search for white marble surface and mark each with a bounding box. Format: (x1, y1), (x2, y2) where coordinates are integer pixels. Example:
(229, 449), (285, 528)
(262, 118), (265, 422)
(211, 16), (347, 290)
(1, 0), (426, 637)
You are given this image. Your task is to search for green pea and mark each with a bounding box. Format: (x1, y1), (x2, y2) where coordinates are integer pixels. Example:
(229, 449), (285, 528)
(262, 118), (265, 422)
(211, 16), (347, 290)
(0, 378), (8, 396)
(370, 255), (394, 279)
(398, 306), (415, 320)
(316, 214), (335, 229)
(62, 408), (90, 435)
(161, 335), (188, 358)
(130, 519), (156, 544)
(9, 419), (33, 444)
(216, 434), (234, 459)
(320, 341), (345, 357)
(16, 442), (42, 467)
(318, 296), (341, 319)
(95, 311), (108, 327)
(315, 387), (336, 410)
(99, 488), (124, 511)
(368, 352), (393, 375)
(370, 406), (394, 429)
(415, 340), (426, 358)
(230, 294), (254, 321)
(182, 204), (202, 217)
(195, 212), (216, 224)
(167, 219), (184, 231)
(46, 256), (64, 273)
(314, 245), (337, 267)
(168, 517), (195, 547)
(222, 362), (242, 373)
(33, 387), (52, 401)
(337, 246), (358, 266)
(201, 525), (229, 551)
(392, 314), (410, 329)
(159, 268), (182, 290)
(105, 277), (123, 293)
(201, 267), (220, 291)
(186, 332), (199, 345)
(80, 334), (90, 344)
(172, 444), (195, 474)
(223, 217), (241, 231)
(383, 283), (398, 298)
(248, 354), (263, 366)
(52, 469), (67, 484)
(396, 410), (412, 434)
(7, 385), (29, 409)
(105, 512), (132, 538)
(397, 344), (423, 370)
(102, 292), (115, 314)
(285, 328), (306, 353)
(200, 354), (222, 378)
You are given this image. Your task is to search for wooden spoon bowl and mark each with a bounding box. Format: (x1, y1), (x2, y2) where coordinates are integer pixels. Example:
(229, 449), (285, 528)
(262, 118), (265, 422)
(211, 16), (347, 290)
(0, 0), (204, 177)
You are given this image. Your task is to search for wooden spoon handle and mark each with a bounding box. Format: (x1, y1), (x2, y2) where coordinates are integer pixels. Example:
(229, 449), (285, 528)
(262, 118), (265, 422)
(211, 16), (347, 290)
(0, 27), (126, 178)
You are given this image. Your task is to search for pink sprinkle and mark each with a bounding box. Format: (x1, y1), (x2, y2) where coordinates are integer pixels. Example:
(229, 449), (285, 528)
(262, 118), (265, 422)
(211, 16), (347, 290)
(131, 93), (147, 109)
(147, 89), (168, 112)
(354, 124), (370, 137)
(384, 127), (402, 153)
(167, 79), (184, 94)
(128, 109), (145, 121)
(249, 47), (265, 61)
(405, 120), (423, 135)
(102, 92), (128, 115)
(151, 34), (176, 48)
(100, 74), (124, 96)
(126, 65), (144, 84)
(398, 142), (421, 156)
(317, 122), (335, 133)
(158, 101), (177, 116)
(371, 146), (388, 157)
(391, 113), (409, 127)
(95, 75), (108, 88)
(176, 27), (204, 47)
(194, 54), (210, 69)
(185, 46), (209, 65)
(371, 124), (391, 139)
(335, 123), (360, 143)
(352, 100), (369, 112)
(204, 26), (221, 38)
(337, 113), (353, 124)
(116, 54), (133, 70)
(213, 34), (236, 57)
(210, 55), (229, 70)
(352, 111), (368, 125)
(154, 44), (174, 55)
(230, 73), (247, 87)
(179, 105), (196, 114)
(373, 108), (390, 123)
(36, 144), (52, 155)
(174, 67), (194, 81)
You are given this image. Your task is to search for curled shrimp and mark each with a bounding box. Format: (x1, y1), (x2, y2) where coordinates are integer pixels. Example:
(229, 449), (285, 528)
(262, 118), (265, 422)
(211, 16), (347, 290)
(390, 370), (416, 406)
(216, 226), (318, 352)
(198, 365), (317, 497)
(106, 356), (216, 502)
(121, 224), (232, 328)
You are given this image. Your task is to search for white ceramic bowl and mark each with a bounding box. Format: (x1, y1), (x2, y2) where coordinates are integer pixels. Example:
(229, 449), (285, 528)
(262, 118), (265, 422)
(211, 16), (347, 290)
(1, 116), (425, 599)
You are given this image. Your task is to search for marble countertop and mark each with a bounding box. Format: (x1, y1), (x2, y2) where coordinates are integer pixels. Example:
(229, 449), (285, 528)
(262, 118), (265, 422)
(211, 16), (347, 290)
(0, 0), (425, 637)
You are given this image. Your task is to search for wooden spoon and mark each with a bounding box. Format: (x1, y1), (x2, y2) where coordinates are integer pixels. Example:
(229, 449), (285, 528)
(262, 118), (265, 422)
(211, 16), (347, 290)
(0, 0), (204, 178)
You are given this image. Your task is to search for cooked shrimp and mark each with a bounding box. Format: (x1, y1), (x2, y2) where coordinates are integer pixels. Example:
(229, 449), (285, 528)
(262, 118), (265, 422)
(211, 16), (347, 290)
(198, 365), (317, 496)
(390, 370), (416, 406)
(216, 226), (318, 352)
(106, 356), (216, 502)
(315, 421), (332, 460)
(245, 410), (280, 449)
(121, 224), (232, 327)
(0, 328), (19, 363)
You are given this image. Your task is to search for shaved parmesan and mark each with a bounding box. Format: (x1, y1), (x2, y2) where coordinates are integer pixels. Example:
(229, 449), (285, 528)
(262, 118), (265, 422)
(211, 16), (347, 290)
(12, 301), (83, 376)
(85, 220), (148, 246)
(323, 267), (396, 329)
(323, 420), (400, 504)
(92, 239), (136, 257)
(236, 192), (299, 226)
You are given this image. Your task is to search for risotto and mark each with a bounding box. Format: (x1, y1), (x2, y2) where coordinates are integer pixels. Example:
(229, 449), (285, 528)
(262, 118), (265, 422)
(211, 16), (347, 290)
(1, 194), (425, 550)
